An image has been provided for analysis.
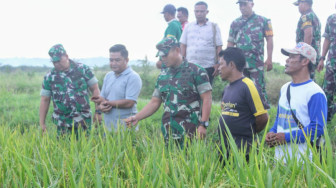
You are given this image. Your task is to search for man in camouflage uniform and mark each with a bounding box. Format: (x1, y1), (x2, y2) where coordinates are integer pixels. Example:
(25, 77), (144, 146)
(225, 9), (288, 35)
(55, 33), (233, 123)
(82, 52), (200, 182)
(317, 4), (336, 121)
(294, 0), (321, 79)
(39, 44), (101, 135)
(126, 36), (212, 147)
(227, 0), (273, 109)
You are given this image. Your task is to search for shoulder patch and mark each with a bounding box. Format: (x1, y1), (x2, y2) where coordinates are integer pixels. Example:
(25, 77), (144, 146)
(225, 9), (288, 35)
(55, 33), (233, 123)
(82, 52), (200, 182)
(266, 20), (273, 36)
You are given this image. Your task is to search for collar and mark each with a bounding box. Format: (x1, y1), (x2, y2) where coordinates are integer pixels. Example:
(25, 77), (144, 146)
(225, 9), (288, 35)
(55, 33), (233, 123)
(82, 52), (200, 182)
(196, 18), (209, 25)
(114, 66), (132, 76)
(303, 10), (313, 15)
(168, 18), (178, 24)
(168, 60), (188, 72)
(241, 12), (256, 20)
(229, 76), (244, 85)
(290, 79), (312, 87)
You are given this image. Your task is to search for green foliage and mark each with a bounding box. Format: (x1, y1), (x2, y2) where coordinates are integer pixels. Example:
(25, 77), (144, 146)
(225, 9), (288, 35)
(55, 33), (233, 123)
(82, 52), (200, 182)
(0, 111), (335, 186)
(211, 76), (228, 102)
(135, 56), (160, 98)
(92, 65), (110, 90)
(0, 63), (335, 186)
(265, 63), (291, 105)
(315, 68), (326, 87)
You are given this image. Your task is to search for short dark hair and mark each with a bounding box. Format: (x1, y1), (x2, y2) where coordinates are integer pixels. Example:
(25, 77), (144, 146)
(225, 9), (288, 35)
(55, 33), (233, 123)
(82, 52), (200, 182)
(109, 44), (128, 59)
(299, 55), (313, 72)
(177, 7), (189, 17)
(219, 47), (246, 72)
(195, 1), (208, 9)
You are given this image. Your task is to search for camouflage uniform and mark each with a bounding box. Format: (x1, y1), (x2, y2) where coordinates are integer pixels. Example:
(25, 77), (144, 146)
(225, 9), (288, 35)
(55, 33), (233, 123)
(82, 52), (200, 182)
(296, 10), (321, 79)
(322, 14), (336, 119)
(153, 61), (211, 145)
(228, 13), (273, 109)
(41, 60), (98, 132)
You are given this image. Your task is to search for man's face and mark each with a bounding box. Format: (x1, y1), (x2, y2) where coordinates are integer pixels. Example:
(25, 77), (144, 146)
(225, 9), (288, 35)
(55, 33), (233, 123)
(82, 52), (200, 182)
(298, 2), (309, 14)
(52, 55), (70, 71)
(177, 11), (187, 23)
(285, 54), (305, 75)
(160, 47), (179, 68)
(163, 12), (170, 22)
(194, 5), (208, 23)
(109, 52), (128, 75)
(239, 2), (254, 18)
(218, 57), (231, 81)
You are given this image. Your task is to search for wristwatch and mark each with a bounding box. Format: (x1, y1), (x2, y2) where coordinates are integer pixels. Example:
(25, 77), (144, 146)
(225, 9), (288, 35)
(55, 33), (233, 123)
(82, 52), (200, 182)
(199, 121), (209, 129)
(95, 109), (102, 115)
(320, 56), (326, 61)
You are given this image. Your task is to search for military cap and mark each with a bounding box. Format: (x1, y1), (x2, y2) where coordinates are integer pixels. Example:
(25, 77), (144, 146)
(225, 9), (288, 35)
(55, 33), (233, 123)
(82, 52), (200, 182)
(161, 4), (176, 15)
(48, 44), (67, 62)
(156, 36), (179, 57)
(281, 42), (317, 64)
(293, 0), (313, 6)
(236, 0), (253, 4)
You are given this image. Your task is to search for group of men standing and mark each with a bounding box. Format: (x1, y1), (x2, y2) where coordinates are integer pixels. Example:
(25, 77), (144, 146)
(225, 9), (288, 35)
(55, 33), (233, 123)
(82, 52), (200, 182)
(39, 0), (335, 162)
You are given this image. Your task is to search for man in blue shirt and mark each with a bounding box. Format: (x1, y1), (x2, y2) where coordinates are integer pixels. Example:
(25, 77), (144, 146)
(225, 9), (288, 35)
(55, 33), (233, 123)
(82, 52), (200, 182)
(92, 44), (142, 131)
(266, 42), (327, 162)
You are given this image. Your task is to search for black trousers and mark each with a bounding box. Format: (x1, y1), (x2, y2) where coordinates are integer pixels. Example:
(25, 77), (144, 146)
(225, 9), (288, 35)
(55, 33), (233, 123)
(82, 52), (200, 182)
(205, 67), (215, 85)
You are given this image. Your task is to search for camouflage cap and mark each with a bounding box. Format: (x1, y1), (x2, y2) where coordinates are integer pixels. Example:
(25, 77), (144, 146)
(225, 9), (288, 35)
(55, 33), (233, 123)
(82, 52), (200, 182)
(293, 0), (312, 6)
(156, 36), (179, 57)
(236, 0), (253, 4)
(48, 44), (67, 62)
(281, 42), (317, 64)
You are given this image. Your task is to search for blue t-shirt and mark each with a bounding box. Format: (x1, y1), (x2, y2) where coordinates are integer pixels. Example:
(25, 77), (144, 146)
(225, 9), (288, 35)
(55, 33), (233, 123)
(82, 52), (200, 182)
(269, 80), (327, 162)
(100, 66), (142, 131)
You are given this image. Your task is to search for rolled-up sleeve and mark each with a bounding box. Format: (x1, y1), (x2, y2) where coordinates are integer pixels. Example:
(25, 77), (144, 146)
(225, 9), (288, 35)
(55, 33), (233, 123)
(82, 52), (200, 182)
(152, 88), (161, 98)
(40, 75), (51, 97)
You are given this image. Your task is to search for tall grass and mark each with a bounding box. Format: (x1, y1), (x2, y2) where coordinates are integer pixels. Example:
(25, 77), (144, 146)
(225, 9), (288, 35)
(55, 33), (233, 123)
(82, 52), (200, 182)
(0, 119), (335, 186)
(0, 66), (335, 186)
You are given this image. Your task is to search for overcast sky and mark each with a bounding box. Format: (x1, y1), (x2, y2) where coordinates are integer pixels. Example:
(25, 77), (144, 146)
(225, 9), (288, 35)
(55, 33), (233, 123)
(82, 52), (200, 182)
(0, 0), (334, 65)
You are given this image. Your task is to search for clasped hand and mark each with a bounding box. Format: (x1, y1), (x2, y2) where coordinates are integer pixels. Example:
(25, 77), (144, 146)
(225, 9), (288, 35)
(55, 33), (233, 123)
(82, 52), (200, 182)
(265, 132), (286, 147)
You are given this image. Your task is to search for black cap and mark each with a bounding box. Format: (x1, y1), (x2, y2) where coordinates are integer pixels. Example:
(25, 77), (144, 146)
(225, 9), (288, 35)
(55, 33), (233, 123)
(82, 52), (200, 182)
(161, 4), (176, 15)
(236, 0), (253, 4)
(293, 0), (313, 6)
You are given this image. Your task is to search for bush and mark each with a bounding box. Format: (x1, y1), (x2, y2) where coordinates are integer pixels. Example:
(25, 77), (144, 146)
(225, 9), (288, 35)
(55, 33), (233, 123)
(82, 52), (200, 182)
(135, 57), (160, 99)
(265, 63), (291, 105)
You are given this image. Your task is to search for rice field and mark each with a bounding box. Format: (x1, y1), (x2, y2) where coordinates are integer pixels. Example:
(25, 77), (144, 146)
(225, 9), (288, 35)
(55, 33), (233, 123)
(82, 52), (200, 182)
(0, 70), (335, 187)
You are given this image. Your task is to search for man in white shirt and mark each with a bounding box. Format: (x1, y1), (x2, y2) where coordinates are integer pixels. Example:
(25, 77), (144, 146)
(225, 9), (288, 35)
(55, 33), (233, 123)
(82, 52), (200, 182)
(180, 1), (223, 85)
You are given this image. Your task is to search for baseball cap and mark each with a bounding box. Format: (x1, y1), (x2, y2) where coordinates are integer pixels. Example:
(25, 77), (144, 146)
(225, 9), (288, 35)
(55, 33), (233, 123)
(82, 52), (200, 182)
(161, 4), (176, 14)
(293, 0), (313, 6)
(156, 36), (179, 57)
(48, 44), (67, 62)
(281, 42), (317, 64)
(236, 0), (253, 4)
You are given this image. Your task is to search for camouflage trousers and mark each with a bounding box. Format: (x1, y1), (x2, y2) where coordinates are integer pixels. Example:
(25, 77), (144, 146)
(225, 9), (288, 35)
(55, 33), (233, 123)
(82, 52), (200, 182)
(56, 118), (91, 139)
(243, 68), (270, 109)
(161, 121), (198, 149)
(323, 59), (336, 120)
(310, 63), (317, 80)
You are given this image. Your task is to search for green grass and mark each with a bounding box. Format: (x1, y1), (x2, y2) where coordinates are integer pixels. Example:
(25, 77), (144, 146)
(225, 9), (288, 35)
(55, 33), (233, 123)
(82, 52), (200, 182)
(0, 67), (335, 186)
(0, 114), (335, 186)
